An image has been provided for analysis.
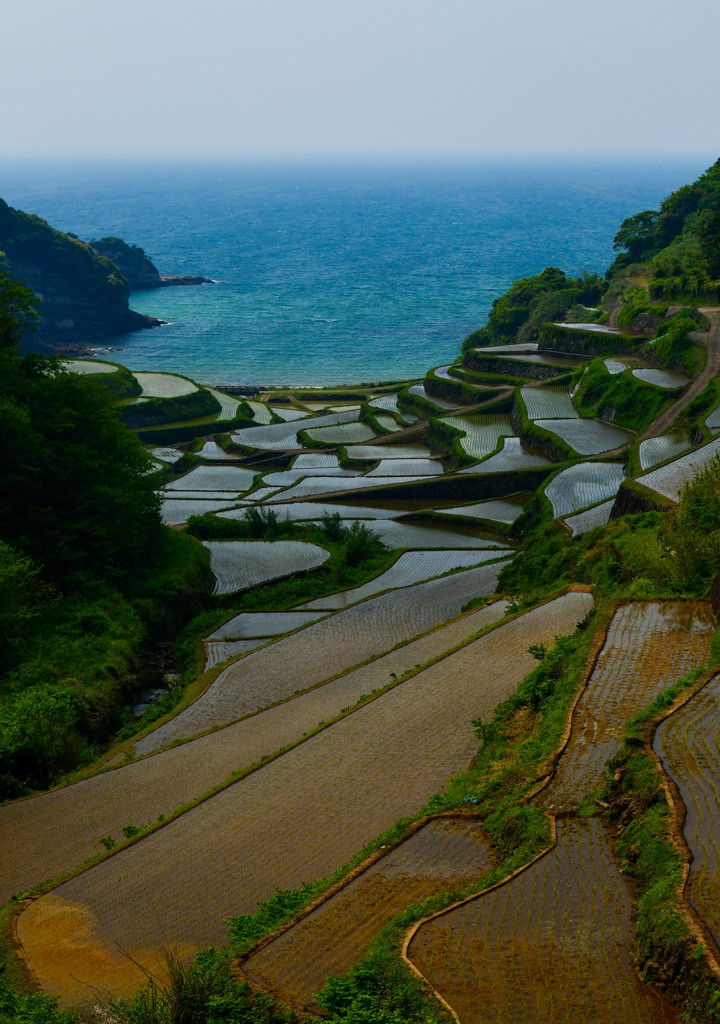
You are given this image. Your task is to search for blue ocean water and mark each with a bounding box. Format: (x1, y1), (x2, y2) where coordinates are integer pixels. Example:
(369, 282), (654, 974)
(0, 158), (711, 386)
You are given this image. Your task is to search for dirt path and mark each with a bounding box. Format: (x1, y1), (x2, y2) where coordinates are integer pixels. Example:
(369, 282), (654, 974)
(640, 308), (720, 439)
(16, 593), (593, 1005)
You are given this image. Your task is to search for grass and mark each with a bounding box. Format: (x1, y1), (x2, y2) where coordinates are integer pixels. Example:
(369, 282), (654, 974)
(574, 359), (676, 432)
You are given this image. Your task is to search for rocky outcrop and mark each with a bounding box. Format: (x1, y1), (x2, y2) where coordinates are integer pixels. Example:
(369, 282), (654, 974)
(89, 237), (212, 291)
(0, 201), (162, 350)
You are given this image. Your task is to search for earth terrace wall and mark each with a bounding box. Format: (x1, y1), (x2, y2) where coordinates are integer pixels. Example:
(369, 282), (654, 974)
(610, 478), (676, 519)
(320, 465), (557, 505)
(511, 391), (577, 463)
(464, 352), (560, 379)
(539, 323), (643, 357)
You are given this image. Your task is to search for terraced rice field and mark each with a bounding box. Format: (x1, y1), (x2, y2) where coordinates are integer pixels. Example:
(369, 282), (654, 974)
(160, 497), (240, 525)
(542, 602), (714, 811)
(305, 422), (376, 444)
(346, 445), (434, 460)
(246, 400), (273, 424)
(544, 462), (625, 517)
(265, 475), (426, 501)
(208, 610), (328, 639)
(632, 368), (690, 389)
(563, 498), (615, 535)
(705, 405), (720, 433)
(231, 410), (359, 450)
(360, 520), (511, 550)
(165, 490), (249, 501)
(473, 343), (539, 354)
(409, 817), (679, 1024)
(165, 465), (257, 492)
(458, 436), (550, 473)
(369, 394), (417, 423)
(203, 638), (269, 669)
(520, 386), (579, 420)
(269, 406), (310, 421)
(439, 414), (514, 460)
(243, 487), (281, 502)
(149, 447), (183, 463)
(203, 540), (330, 595)
(638, 430), (692, 470)
(63, 359), (118, 374)
(366, 458), (442, 477)
(536, 417), (634, 455)
(292, 452), (341, 469)
(260, 468), (362, 487)
(437, 496), (527, 523)
(219, 501), (401, 522)
(245, 819), (494, 1012)
(133, 372), (199, 398)
(135, 565), (536, 751)
(17, 594), (592, 1001)
(1, 602), (509, 908)
(638, 437), (720, 501)
(604, 357), (635, 374)
(205, 387), (241, 420)
(197, 440), (238, 460)
(299, 551), (508, 610)
(374, 413), (401, 431)
(408, 384), (459, 409)
(655, 673), (720, 946)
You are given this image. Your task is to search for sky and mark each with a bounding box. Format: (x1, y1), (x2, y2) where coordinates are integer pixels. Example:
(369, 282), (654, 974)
(3, 0), (719, 160)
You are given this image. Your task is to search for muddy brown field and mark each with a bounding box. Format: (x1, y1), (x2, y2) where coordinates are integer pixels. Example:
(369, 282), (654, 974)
(17, 592), (592, 1004)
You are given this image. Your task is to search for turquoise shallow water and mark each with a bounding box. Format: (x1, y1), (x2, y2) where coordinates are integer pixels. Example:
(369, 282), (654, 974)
(0, 158), (710, 385)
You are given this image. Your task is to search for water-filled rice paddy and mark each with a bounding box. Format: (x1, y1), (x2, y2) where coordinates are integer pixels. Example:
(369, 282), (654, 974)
(472, 342), (539, 353)
(165, 465), (256, 492)
(299, 551), (508, 610)
(149, 447), (183, 463)
(208, 610), (328, 639)
(374, 413), (401, 431)
(265, 475), (427, 501)
(408, 384), (459, 409)
(654, 673), (720, 947)
(536, 417), (634, 455)
(409, 817), (678, 1024)
(439, 414), (514, 460)
(203, 540), (330, 595)
(163, 490), (248, 501)
(133, 372), (199, 398)
(638, 430), (692, 470)
(269, 406), (310, 421)
(246, 400), (273, 424)
(604, 357), (635, 375)
(63, 359), (118, 374)
(542, 602), (714, 811)
(358, 520), (511, 550)
(366, 458), (443, 477)
(368, 394), (417, 424)
(205, 387), (241, 419)
(136, 566), (532, 750)
(632, 368), (690, 389)
(244, 487), (282, 502)
(458, 436), (550, 473)
(231, 409), (360, 450)
(16, 594), (592, 1001)
(437, 496), (528, 523)
(520, 386), (579, 420)
(563, 498), (615, 535)
(544, 462), (625, 517)
(305, 421), (376, 444)
(260, 468), (362, 488)
(638, 437), (720, 501)
(244, 818), (494, 1013)
(346, 444), (435, 460)
(197, 440), (238, 460)
(160, 497), (240, 525)
(705, 405), (720, 433)
(203, 638), (268, 669)
(292, 452), (341, 469)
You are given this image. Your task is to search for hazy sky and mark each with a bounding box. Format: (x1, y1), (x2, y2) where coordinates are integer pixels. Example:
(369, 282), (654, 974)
(4, 0), (719, 159)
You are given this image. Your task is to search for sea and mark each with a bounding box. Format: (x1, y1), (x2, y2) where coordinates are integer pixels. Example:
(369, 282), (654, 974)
(0, 157), (712, 386)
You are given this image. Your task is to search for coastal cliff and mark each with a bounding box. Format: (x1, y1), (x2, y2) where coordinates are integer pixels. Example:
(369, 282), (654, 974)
(0, 200), (161, 349)
(89, 236), (212, 290)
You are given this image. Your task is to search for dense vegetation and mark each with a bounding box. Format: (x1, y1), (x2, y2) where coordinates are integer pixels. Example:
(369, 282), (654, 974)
(0, 276), (208, 800)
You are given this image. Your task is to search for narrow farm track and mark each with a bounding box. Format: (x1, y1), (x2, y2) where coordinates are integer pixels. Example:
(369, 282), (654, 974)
(640, 307), (720, 439)
(542, 601), (714, 811)
(16, 592), (593, 1004)
(0, 601), (508, 906)
(244, 819), (494, 1014)
(655, 673), (720, 948)
(409, 818), (680, 1024)
(134, 563), (507, 753)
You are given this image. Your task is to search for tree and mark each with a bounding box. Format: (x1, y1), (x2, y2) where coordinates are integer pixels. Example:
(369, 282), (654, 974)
(612, 210), (659, 260)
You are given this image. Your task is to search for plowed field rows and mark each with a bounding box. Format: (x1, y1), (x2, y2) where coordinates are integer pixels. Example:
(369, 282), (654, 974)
(536, 418), (633, 455)
(521, 386), (579, 420)
(245, 819), (494, 1012)
(2, 604), (509, 907)
(542, 602), (714, 811)
(563, 498), (615, 535)
(439, 414), (514, 459)
(638, 438), (720, 501)
(544, 462), (625, 517)
(409, 818), (679, 1024)
(638, 430), (692, 470)
(135, 564), (522, 752)
(300, 552), (507, 610)
(17, 594), (592, 1001)
(655, 673), (720, 946)
(134, 372), (198, 398)
(204, 540), (330, 595)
